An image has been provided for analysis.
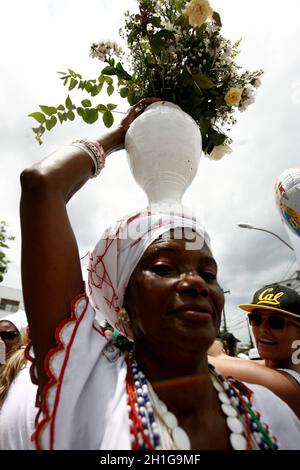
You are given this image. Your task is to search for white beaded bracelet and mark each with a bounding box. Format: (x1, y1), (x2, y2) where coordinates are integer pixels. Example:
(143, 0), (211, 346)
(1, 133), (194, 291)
(72, 138), (106, 178)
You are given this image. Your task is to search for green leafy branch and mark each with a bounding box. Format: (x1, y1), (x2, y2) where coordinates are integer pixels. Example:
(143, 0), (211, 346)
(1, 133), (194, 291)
(28, 63), (133, 144)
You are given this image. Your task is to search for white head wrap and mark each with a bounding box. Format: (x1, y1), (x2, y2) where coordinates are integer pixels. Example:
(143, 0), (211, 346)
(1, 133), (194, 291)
(85, 206), (211, 338)
(0, 310), (28, 334)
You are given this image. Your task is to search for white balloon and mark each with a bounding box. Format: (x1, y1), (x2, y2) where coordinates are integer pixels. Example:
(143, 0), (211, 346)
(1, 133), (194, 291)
(275, 168), (300, 236)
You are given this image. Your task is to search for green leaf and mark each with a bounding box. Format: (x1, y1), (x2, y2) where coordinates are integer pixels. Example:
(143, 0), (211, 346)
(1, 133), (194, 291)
(120, 87), (129, 98)
(174, 15), (185, 26)
(103, 111), (114, 128)
(115, 62), (132, 81)
(104, 76), (113, 86)
(76, 107), (84, 117)
(97, 104), (107, 113)
(209, 130), (227, 146)
(149, 16), (161, 27)
(102, 66), (116, 76)
(82, 108), (99, 124)
(150, 29), (175, 53)
(81, 99), (92, 108)
(199, 117), (211, 136)
(28, 112), (46, 123)
(127, 93), (136, 106)
(67, 110), (75, 121)
(107, 103), (117, 111)
(107, 85), (114, 96)
(192, 73), (215, 89)
(57, 104), (65, 111)
(78, 80), (86, 90)
(68, 68), (76, 77)
(69, 78), (78, 90)
(57, 71), (66, 75)
(45, 115), (57, 131)
(32, 125), (45, 135)
(215, 95), (225, 108)
(58, 112), (64, 124)
(39, 105), (57, 116)
(91, 85), (101, 96)
(63, 77), (69, 86)
(65, 95), (73, 110)
(98, 75), (105, 85)
(85, 82), (93, 93)
(213, 11), (222, 27)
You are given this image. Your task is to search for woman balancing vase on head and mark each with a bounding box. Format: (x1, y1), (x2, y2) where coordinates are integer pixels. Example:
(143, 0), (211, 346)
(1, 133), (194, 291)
(210, 285), (300, 419)
(20, 99), (300, 450)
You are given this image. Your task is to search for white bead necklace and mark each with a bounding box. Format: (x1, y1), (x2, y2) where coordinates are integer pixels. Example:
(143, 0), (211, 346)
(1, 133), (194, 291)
(126, 352), (278, 450)
(147, 381), (191, 450)
(147, 373), (248, 450)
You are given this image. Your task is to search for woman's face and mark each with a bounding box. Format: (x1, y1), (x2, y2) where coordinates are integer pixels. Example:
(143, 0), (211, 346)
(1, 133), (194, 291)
(251, 310), (300, 364)
(125, 232), (224, 361)
(0, 320), (20, 358)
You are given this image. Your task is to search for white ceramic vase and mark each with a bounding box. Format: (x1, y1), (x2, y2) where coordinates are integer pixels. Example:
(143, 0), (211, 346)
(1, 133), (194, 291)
(125, 101), (202, 205)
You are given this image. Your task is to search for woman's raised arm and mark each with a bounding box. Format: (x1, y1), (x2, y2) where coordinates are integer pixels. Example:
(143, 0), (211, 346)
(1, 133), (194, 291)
(20, 98), (160, 391)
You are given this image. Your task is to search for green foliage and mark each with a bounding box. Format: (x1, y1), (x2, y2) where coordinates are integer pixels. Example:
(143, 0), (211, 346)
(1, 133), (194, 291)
(0, 221), (14, 283)
(28, 0), (263, 155)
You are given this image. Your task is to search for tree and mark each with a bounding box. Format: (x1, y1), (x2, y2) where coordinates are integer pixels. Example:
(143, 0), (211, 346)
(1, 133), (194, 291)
(0, 221), (14, 283)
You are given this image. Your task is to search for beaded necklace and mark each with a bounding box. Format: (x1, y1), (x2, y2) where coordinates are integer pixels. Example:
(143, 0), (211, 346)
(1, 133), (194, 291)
(125, 352), (279, 450)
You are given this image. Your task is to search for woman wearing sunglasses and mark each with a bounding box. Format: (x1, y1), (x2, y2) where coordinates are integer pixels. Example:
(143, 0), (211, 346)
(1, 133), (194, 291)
(240, 285), (300, 385)
(0, 311), (27, 361)
(209, 285), (300, 418)
(0, 310), (38, 449)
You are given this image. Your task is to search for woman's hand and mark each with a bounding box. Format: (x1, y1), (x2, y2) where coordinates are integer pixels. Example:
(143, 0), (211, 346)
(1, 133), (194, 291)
(102, 98), (161, 154)
(120, 97), (161, 134)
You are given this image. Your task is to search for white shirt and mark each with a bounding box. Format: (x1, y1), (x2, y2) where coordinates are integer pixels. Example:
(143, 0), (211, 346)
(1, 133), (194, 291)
(277, 368), (300, 385)
(0, 363), (38, 450)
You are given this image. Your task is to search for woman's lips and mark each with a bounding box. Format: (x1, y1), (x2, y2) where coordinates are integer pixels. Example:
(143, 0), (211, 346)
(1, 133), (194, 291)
(258, 338), (276, 346)
(172, 304), (213, 322)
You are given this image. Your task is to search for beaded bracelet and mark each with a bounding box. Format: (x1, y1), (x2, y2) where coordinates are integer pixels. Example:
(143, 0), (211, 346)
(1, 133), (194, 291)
(72, 138), (106, 178)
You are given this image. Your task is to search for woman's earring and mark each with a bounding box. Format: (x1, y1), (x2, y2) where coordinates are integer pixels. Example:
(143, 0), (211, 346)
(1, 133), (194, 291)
(116, 307), (130, 325)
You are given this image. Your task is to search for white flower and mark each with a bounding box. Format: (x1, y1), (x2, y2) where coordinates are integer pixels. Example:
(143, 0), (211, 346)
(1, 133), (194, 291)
(225, 87), (243, 106)
(221, 46), (232, 59)
(184, 0), (214, 27)
(89, 40), (123, 61)
(164, 21), (181, 34)
(207, 144), (233, 160)
(253, 78), (262, 88)
(238, 85), (256, 111)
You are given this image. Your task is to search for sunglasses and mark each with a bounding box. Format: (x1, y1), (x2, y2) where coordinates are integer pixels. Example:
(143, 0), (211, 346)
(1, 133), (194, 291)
(0, 331), (19, 341)
(248, 312), (300, 330)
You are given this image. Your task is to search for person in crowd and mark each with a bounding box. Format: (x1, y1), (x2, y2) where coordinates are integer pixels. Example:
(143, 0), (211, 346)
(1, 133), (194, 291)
(0, 310), (28, 360)
(209, 285), (300, 419)
(248, 347), (263, 362)
(239, 285), (300, 383)
(20, 99), (300, 450)
(221, 332), (239, 357)
(0, 313), (38, 449)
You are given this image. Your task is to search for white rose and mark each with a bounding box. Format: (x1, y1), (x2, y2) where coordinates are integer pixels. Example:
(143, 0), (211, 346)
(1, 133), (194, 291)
(184, 0), (214, 27)
(207, 144), (233, 160)
(225, 87), (243, 107)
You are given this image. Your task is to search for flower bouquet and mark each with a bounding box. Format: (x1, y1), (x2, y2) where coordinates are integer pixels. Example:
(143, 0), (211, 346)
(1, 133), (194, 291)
(29, 0), (263, 159)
